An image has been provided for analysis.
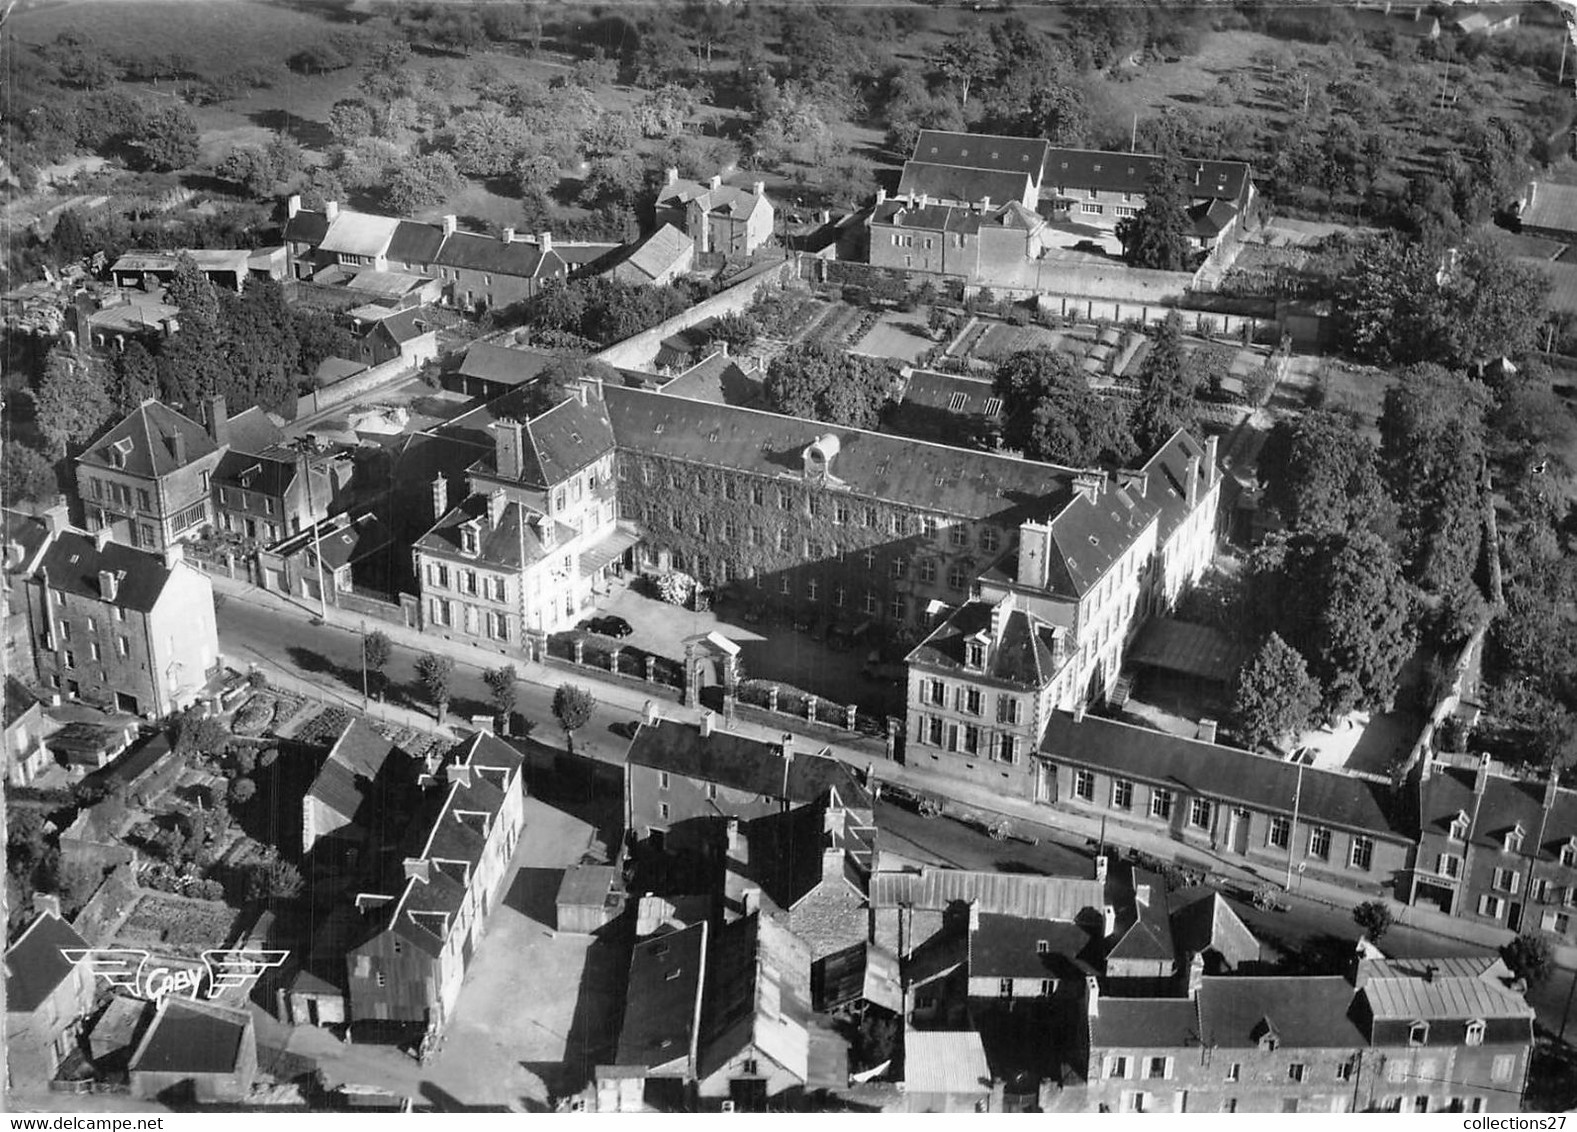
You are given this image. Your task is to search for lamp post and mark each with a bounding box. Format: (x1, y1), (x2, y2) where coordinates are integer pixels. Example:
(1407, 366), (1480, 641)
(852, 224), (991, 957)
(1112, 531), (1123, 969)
(1285, 757), (1305, 891)
(360, 617), (369, 711)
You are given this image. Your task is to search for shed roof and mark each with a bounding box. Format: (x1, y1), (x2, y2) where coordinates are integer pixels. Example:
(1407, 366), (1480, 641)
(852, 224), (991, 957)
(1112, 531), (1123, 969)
(1521, 181), (1577, 237)
(1128, 618), (1252, 683)
(870, 867), (1103, 921)
(903, 1029), (991, 1096)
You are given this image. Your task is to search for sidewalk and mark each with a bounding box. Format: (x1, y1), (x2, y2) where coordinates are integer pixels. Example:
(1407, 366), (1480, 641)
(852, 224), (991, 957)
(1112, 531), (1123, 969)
(210, 575), (1533, 963)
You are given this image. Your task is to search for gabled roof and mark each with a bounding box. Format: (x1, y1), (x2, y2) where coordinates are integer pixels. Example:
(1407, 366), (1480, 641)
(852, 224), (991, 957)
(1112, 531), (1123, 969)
(1169, 889), (1260, 969)
(435, 230), (555, 278)
(910, 131), (1051, 177)
(78, 400), (218, 477)
(698, 913), (811, 1084)
(2, 509), (50, 574)
(615, 920), (707, 1071)
(306, 718), (403, 829)
(896, 164), (1033, 208)
(412, 494), (565, 571)
(626, 718), (869, 807)
(386, 219), (446, 264)
(456, 342), (560, 388)
(1360, 973), (1534, 1024)
(5, 912), (89, 1014)
(907, 601), (1061, 689)
(376, 308), (434, 345)
(1044, 482), (1162, 599)
(1189, 198), (1240, 238)
(1090, 998), (1200, 1049)
(518, 393), (618, 487)
(1041, 711), (1413, 840)
(129, 997), (251, 1076)
(1043, 149), (1252, 202)
(319, 211), (400, 258)
(870, 867), (1104, 921)
(1419, 761), (1577, 859)
(35, 532), (175, 613)
(1521, 181), (1577, 236)
(614, 223), (694, 282)
(283, 209), (331, 246)
(5, 675), (40, 729)
(604, 384), (1076, 522)
(225, 406), (286, 456)
(1140, 429), (1215, 545)
(213, 451), (296, 498)
(1196, 976), (1365, 1048)
(658, 177), (770, 220)
(970, 912), (1097, 977)
(871, 198), (986, 235)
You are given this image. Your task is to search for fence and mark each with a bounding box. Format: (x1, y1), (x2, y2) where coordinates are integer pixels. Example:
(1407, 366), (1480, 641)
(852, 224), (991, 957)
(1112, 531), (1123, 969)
(734, 678), (879, 736)
(545, 631), (685, 693)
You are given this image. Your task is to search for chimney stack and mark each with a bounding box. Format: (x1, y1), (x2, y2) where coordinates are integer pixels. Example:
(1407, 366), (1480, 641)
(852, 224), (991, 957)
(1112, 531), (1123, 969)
(1188, 952), (1205, 998)
(1204, 434), (1220, 486)
(287, 194), (301, 219)
(876, 188), (887, 206)
(1074, 471), (1105, 504)
(539, 231), (553, 255)
(33, 893), (62, 921)
(822, 845), (844, 880)
(325, 200), (340, 221)
(1086, 975), (1100, 1017)
(726, 817), (742, 856)
(642, 700), (660, 726)
(442, 214), (457, 237)
(98, 569), (119, 602)
(700, 710), (715, 738)
(493, 419), (526, 482)
(487, 488), (507, 530)
(1185, 454), (1201, 509)
(781, 732), (794, 759)
(980, 194), (991, 213)
(93, 526), (113, 553)
(1546, 771), (1562, 812)
(1094, 855), (1108, 883)
(42, 503), (70, 536)
(710, 174), (723, 191)
(666, 167), (679, 186)
(168, 431), (187, 465)
(752, 180), (765, 198)
(1103, 903), (1117, 936)
(1475, 752), (1493, 796)
(1073, 702), (1087, 724)
(501, 227), (515, 244)
(203, 394), (229, 447)
(163, 542), (185, 570)
(432, 473), (448, 521)
(1425, 964), (1438, 984)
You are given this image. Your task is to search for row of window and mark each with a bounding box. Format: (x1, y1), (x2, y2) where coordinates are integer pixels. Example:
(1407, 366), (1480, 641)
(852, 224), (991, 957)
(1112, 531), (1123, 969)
(428, 598), (511, 642)
(914, 716), (1020, 764)
(89, 478), (153, 514)
(425, 562), (509, 603)
(1070, 771), (1375, 870)
(54, 636), (132, 667)
(1450, 813), (1577, 867)
(919, 680), (1022, 723)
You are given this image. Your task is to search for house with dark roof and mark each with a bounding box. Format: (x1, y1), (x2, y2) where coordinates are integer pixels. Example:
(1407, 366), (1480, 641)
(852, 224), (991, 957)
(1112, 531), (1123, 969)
(868, 195), (986, 278)
(608, 223), (696, 287)
(4, 908), (95, 1087)
(1516, 181), (1577, 244)
(696, 912), (812, 1105)
(127, 997), (258, 1103)
(343, 733), (525, 1037)
(887, 368), (1004, 448)
(656, 171), (774, 258)
(600, 920), (710, 1110)
(1038, 709), (1416, 892)
(302, 718), (411, 859)
(899, 130), (1049, 209)
(347, 305), (439, 370)
(445, 341), (561, 400)
(414, 378), (634, 648)
(5, 675), (49, 786)
(1042, 148), (1255, 250)
(75, 397), (226, 553)
(1410, 753), (1577, 948)
(211, 449), (332, 548)
(25, 528), (219, 719)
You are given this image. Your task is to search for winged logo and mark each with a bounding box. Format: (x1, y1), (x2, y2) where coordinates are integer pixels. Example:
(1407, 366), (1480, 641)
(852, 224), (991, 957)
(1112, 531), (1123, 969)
(202, 948), (290, 993)
(59, 947), (151, 992)
(59, 946), (290, 1001)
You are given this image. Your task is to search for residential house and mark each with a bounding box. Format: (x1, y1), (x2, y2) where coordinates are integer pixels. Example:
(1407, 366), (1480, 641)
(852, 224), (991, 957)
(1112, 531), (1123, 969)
(903, 1029), (994, 1113)
(346, 306), (439, 370)
(899, 130), (1049, 208)
(75, 398), (226, 553)
(1103, 868), (1261, 994)
(1411, 753), (1577, 946)
(256, 510), (395, 607)
(444, 341), (561, 401)
(967, 906), (1102, 1001)
(1087, 957), (1534, 1113)
(600, 920), (710, 1111)
(415, 379), (634, 648)
(608, 223), (696, 287)
(5, 675), (50, 786)
(302, 717), (409, 859)
(211, 450), (332, 547)
(656, 171), (774, 258)
(868, 195), (983, 278)
(623, 713), (868, 846)
(1037, 710), (1416, 890)
(127, 997), (258, 1103)
(4, 907), (95, 1087)
(695, 912), (813, 1106)
(1516, 181), (1577, 244)
(870, 867), (1105, 961)
(26, 529), (219, 719)
(344, 733), (525, 1036)
(1041, 149), (1255, 250)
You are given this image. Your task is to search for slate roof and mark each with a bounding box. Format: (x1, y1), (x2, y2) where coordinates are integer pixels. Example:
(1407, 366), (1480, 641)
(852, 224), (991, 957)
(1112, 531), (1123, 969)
(1107, 874), (1175, 964)
(1360, 973), (1534, 1023)
(376, 308), (433, 345)
(615, 921), (707, 1071)
(1045, 481), (1162, 599)
(626, 718), (869, 806)
(1189, 198), (1240, 238)
(387, 220), (446, 265)
(604, 384), (1076, 521)
(870, 868), (1104, 921)
(614, 223), (693, 282)
(1139, 429), (1216, 546)
(871, 198), (986, 235)
(456, 342), (559, 387)
(896, 369), (1002, 419)
(1168, 889), (1260, 968)
(1196, 976), (1366, 1048)
(904, 1029), (992, 1096)
(1041, 711), (1414, 840)
(36, 532), (173, 613)
(129, 997), (250, 1076)
(910, 131), (1052, 177)
(78, 400), (217, 477)
(435, 230), (557, 277)
(225, 406), (286, 455)
(697, 913), (811, 1084)
(306, 718), (402, 828)
(2, 509), (50, 573)
(213, 451), (296, 498)
(970, 912), (1098, 977)
(5, 912), (89, 1014)
(1043, 149), (1252, 203)
(1521, 182), (1577, 237)
(1090, 998), (1200, 1048)
(1420, 762), (1577, 859)
(283, 210), (331, 247)
(657, 177), (769, 220)
(907, 601), (1062, 689)
(896, 164), (1034, 208)
(4, 675), (40, 729)
(1128, 618), (1251, 684)
(413, 494), (566, 572)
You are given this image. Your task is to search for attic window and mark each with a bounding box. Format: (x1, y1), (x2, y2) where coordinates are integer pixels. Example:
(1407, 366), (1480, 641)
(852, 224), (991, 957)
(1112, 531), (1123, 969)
(1409, 1021), (1430, 1046)
(990, 151), (999, 160)
(709, 430), (719, 443)
(570, 432), (582, 444)
(665, 968), (683, 981)
(1259, 1035), (1279, 1053)
(1088, 535), (1099, 546)
(1093, 164), (1102, 172)
(1036, 940), (1050, 954)
(947, 393), (968, 412)
(653, 423), (664, 434)
(1450, 811), (1471, 841)
(1505, 825), (1525, 853)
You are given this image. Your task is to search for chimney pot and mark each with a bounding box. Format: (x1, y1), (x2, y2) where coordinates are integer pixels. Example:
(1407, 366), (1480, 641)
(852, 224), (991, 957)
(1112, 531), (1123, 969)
(539, 231), (552, 255)
(876, 188), (887, 206)
(442, 214), (457, 237)
(287, 194), (301, 219)
(502, 226), (515, 244)
(666, 167), (679, 186)
(93, 527), (112, 554)
(1073, 702), (1087, 724)
(325, 200), (340, 221)
(1085, 975), (1100, 1017)
(642, 700), (660, 726)
(753, 180), (765, 198)
(710, 174), (722, 191)
(700, 710), (715, 738)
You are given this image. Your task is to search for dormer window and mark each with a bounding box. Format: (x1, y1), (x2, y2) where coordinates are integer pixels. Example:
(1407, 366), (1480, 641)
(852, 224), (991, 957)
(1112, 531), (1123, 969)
(1561, 839), (1577, 868)
(1259, 1035), (1279, 1052)
(460, 520), (481, 557)
(1505, 825), (1525, 854)
(1450, 811), (1471, 842)
(1465, 1020), (1485, 1047)
(1409, 1021), (1429, 1046)
(967, 641), (985, 669)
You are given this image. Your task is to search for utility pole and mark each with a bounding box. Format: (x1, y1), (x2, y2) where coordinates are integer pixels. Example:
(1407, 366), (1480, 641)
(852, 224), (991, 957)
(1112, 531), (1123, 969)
(296, 442), (327, 624)
(1560, 34), (1568, 88)
(1285, 758), (1305, 890)
(1130, 113), (1138, 152)
(360, 617), (369, 710)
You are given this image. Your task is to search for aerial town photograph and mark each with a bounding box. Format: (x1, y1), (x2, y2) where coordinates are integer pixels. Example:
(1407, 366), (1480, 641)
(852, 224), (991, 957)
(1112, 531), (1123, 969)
(3, 0), (1577, 1117)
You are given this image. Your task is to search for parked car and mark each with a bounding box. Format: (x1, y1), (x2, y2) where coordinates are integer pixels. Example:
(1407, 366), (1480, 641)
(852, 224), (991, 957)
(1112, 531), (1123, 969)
(583, 615), (634, 639)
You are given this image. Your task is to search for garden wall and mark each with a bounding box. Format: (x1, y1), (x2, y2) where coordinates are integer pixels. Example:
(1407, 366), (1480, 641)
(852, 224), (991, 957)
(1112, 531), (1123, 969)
(593, 258), (798, 371)
(1028, 294), (1272, 341)
(71, 863), (141, 946)
(293, 354), (416, 421)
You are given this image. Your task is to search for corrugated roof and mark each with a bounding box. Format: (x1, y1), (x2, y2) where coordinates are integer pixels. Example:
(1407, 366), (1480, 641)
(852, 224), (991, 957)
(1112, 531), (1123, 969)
(903, 1029), (991, 1095)
(603, 384), (1076, 522)
(1041, 711), (1413, 840)
(1361, 974), (1533, 1022)
(870, 867), (1103, 921)
(5, 913), (89, 1014)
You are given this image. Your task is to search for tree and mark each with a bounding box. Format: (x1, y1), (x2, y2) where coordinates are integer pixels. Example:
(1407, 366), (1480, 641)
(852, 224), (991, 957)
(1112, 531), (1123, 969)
(1130, 313), (1199, 454)
(248, 856), (304, 903)
(763, 343), (896, 430)
(33, 346), (113, 457)
(1259, 411), (1392, 537)
(327, 99), (377, 146)
(1352, 900), (1395, 942)
(293, 308), (359, 376)
(1502, 934), (1553, 985)
(1231, 633), (1321, 751)
(131, 102), (200, 171)
(513, 151), (560, 197)
(552, 683), (595, 753)
(1116, 157), (1192, 271)
(446, 108), (531, 177)
(228, 777), (257, 805)
(363, 630), (392, 697)
(992, 348), (1136, 466)
(484, 665), (519, 734)
(415, 652), (455, 723)
(932, 23), (997, 108)
(709, 312), (759, 353)
(3, 444), (58, 506)
(385, 153), (462, 213)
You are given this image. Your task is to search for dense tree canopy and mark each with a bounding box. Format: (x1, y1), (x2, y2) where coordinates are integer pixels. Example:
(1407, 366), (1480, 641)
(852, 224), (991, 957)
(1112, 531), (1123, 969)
(1130, 313), (1199, 454)
(993, 348), (1136, 467)
(33, 346), (114, 457)
(1259, 410), (1392, 538)
(1115, 157), (1192, 272)
(763, 343), (897, 430)
(1231, 632), (1321, 752)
